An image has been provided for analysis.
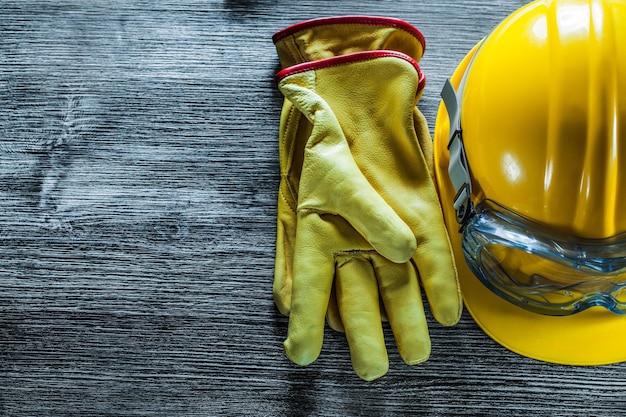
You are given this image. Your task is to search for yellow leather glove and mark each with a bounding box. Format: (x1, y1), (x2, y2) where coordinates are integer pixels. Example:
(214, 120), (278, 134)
(272, 16), (434, 318)
(275, 51), (461, 381)
(272, 15), (425, 68)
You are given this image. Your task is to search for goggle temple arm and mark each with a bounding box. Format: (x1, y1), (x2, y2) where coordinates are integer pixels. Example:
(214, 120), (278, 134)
(441, 79), (474, 228)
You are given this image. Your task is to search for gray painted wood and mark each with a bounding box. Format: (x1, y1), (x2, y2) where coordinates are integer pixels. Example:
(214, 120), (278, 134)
(1, 1), (625, 416)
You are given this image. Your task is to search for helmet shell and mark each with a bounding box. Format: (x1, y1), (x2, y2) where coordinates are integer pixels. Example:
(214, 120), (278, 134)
(460, 0), (626, 238)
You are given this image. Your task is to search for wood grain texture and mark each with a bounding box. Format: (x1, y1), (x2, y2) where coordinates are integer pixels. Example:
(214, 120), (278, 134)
(1, 1), (625, 416)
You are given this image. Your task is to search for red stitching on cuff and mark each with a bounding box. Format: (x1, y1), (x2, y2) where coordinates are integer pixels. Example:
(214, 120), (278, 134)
(275, 50), (424, 87)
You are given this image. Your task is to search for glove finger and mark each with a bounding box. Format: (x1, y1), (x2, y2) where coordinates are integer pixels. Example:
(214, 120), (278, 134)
(273, 99), (310, 315)
(410, 192), (462, 326)
(413, 106), (435, 178)
(336, 254), (388, 381)
(279, 75), (417, 263)
(326, 267), (391, 332)
(326, 281), (344, 333)
(417, 250), (461, 327)
(273, 202), (294, 315)
(330, 285), (388, 330)
(405, 109), (462, 327)
(283, 212), (335, 366)
(373, 255), (431, 365)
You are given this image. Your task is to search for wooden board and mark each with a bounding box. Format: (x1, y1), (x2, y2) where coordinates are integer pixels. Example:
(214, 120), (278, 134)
(1, 1), (625, 415)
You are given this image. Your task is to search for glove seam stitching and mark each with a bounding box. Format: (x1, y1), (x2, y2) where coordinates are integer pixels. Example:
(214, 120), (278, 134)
(281, 104), (299, 214)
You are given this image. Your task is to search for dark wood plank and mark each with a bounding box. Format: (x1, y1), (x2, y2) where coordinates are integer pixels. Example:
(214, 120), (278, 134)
(1, 1), (625, 416)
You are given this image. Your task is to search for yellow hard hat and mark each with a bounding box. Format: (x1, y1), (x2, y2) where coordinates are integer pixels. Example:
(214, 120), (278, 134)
(434, 0), (626, 365)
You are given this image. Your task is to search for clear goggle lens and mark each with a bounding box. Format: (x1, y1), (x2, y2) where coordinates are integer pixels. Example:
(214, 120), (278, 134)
(463, 201), (626, 315)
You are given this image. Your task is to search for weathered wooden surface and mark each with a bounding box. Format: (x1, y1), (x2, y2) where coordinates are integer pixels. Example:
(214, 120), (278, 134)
(1, 1), (625, 416)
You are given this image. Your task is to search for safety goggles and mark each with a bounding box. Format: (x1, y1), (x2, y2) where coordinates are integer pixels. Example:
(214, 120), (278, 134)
(463, 200), (626, 315)
(441, 79), (626, 316)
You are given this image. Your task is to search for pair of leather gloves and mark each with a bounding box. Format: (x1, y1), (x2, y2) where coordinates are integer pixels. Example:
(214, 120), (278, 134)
(271, 16), (462, 381)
